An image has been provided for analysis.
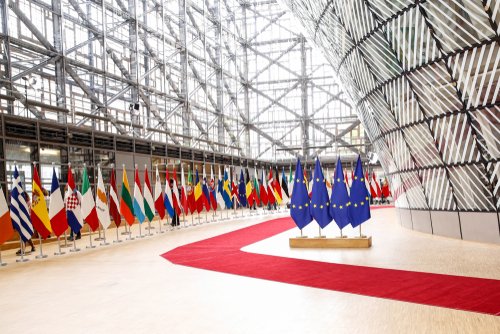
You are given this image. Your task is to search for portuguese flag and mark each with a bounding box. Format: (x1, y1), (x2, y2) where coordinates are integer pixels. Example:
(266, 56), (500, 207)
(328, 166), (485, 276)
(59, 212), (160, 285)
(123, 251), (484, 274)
(120, 166), (135, 226)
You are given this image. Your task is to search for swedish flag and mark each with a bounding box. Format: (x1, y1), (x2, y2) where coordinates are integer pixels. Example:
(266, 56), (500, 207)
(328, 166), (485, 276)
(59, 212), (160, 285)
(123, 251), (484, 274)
(310, 158), (332, 229)
(349, 155), (371, 227)
(329, 157), (351, 230)
(290, 159), (312, 229)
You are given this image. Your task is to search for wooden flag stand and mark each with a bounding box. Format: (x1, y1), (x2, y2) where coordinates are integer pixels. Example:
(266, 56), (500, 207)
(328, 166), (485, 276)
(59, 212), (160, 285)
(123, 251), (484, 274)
(289, 236), (372, 248)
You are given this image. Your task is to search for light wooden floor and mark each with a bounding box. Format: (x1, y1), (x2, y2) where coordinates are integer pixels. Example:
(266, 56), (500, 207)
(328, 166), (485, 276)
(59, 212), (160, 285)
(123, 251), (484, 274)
(0, 208), (499, 334)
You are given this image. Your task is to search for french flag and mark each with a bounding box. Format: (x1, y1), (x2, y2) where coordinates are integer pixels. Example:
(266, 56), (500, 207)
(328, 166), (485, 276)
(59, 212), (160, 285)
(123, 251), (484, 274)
(49, 167), (68, 237)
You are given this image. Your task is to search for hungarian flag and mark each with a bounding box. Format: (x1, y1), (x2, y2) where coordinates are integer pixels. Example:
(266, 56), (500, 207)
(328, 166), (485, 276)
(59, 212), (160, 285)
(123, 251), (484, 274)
(180, 166), (189, 214)
(65, 164), (83, 234)
(133, 166), (145, 224)
(201, 166), (211, 211)
(172, 169), (181, 215)
(164, 169), (175, 218)
(259, 169), (269, 206)
(209, 166), (217, 211)
(96, 166), (111, 230)
(0, 185), (14, 245)
(143, 167), (155, 222)
(120, 166), (135, 226)
(109, 167), (121, 227)
(48, 167), (68, 237)
(154, 166), (166, 220)
(187, 169), (196, 214)
(81, 166), (99, 232)
(31, 165), (52, 239)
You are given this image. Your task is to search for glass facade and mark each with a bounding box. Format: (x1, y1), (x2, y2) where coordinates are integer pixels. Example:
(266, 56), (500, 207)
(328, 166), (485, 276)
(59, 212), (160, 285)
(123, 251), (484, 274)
(281, 0), (500, 240)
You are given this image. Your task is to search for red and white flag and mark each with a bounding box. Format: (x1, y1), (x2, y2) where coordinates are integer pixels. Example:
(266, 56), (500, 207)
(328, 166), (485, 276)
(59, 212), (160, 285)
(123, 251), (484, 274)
(0, 185), (14, 245)
(154, 166), (165, 220)
(180, 166), (188, 214)
(109, 166), (121, 227)
(172, 168), (181, 215)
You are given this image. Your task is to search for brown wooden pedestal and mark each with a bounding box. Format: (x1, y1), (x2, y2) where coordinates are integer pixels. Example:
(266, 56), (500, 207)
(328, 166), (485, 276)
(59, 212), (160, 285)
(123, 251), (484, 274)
(289, 236), (372, 248)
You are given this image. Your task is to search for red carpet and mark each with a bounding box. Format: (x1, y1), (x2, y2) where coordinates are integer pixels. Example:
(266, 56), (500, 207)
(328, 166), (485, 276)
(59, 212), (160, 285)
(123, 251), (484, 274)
(162, 208), (500, 315)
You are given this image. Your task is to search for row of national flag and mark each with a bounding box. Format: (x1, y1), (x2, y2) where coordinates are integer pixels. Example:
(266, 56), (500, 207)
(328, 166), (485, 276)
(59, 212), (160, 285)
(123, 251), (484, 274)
(0, 164), (290, 247)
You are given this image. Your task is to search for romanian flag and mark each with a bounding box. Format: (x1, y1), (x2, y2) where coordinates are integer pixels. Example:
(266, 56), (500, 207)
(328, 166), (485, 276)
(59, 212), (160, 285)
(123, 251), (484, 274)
(0, 185), (14, 245)
(31, 165), (52, 239)
(120, 166), (135, 226)
(194, 169), (203, 208)
(245, 168), (253, 207)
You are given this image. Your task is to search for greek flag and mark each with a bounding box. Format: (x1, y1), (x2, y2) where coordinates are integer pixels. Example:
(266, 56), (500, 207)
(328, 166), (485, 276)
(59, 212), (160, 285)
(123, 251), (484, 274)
(10, 166), (33, 242)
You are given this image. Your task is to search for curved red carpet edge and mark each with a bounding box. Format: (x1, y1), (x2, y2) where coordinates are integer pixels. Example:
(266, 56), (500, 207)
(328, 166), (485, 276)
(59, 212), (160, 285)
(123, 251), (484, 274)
(162, 207), (500, 315)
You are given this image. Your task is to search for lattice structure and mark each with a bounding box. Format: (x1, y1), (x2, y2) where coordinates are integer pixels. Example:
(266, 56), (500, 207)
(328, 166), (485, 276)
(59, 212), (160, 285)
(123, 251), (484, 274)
(281, 0), (500, 241)
(0, 0), (364, 164)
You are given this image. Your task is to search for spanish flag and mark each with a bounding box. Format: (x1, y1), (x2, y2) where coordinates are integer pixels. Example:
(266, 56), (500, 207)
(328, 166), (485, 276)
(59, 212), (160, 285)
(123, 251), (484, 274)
(31, 165), (52, 239)
(120, 166), (135, 226)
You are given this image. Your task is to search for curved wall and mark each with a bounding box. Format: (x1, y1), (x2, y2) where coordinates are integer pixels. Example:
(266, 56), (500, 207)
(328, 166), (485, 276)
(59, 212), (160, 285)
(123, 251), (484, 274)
(280, 0), (500, 243)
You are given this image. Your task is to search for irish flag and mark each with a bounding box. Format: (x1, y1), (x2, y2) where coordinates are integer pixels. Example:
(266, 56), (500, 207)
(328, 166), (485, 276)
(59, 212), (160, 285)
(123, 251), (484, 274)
(0, 185), (14, 245)
(31, 165), (52, 239)
(143, 166), (155, 222)
(120, 166), (135, 226)
(81, 165), (99, 231)
(133, 166), (145, 224)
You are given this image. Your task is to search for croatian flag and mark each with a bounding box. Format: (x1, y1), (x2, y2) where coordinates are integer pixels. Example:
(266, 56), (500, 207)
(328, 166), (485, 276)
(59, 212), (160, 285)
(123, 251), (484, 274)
(10, 166), (33, 242)
(65, 164), (84, 234)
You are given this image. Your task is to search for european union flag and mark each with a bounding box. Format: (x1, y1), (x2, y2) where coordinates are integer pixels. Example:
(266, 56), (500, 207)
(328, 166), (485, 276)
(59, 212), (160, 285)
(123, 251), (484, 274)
(310, 158), (332, 229)
(290, 159), (312, 229)
(238, 169), (247, 207)
(329, 157), (351, 230)
(349, 155), (371, 227)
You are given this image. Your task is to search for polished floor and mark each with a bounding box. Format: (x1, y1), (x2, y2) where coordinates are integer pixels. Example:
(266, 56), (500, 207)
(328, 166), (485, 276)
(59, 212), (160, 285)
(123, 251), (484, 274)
(0, 208), (499, 333)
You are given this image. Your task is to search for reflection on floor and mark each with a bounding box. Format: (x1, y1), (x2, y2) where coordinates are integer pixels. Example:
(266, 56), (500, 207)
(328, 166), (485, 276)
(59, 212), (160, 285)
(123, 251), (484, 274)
(0, 207), (499, 333)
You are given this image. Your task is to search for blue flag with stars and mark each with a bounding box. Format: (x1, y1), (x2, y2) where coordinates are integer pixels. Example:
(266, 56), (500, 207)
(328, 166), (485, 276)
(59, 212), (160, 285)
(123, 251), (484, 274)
(329, 157), (351, 230)
(290, 159), (312, 229)
(349, 155), (371, 227)
(238, 169), (247, 207)
(310, 158), (332, 229)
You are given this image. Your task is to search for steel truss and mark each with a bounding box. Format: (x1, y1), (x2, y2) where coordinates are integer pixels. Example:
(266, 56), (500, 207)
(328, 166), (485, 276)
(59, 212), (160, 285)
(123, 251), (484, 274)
(0, 0), (366, 163)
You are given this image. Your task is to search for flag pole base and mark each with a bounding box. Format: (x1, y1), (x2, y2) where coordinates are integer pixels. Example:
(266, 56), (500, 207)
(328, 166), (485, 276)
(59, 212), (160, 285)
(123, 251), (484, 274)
(70, 239), (80, 253)
(35, 238), (48, 259)
(100, 230), (110, 246)
(54, 237), (66, 256)
(289, 236), (372, 248)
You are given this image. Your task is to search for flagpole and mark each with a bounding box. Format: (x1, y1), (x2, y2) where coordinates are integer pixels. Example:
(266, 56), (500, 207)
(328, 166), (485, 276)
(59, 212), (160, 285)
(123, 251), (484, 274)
(158, 218), (164, 234)
(34, 235), (47, 259)
(0, 248), (6, 266)
(16, 236), (29, 262)
(54, 236), (65, 255)
(126, 223), (135, 240)
(100, 229), (109, 246)
(70, 236), (80, 252)
(114, 223), (122, 243)
(62, 230), (70, 248)
(95, 225), (103, 241)
(86, 225), (95, 249)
